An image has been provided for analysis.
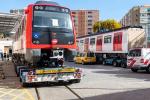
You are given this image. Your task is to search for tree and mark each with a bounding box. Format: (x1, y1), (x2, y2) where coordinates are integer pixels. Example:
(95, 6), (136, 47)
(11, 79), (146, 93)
(93, 19), (122, 33)
(93, 21), (101, 33)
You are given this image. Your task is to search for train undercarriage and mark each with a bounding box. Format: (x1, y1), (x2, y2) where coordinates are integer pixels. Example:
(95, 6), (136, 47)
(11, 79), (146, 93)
(12, 49), (82, 86)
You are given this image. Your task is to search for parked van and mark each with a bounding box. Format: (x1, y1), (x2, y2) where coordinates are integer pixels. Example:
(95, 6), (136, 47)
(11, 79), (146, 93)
(127, 48), (150, 72)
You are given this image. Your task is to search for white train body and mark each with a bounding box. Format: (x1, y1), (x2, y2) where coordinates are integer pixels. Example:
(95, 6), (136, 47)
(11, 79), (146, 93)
(77, 27), (146, 54)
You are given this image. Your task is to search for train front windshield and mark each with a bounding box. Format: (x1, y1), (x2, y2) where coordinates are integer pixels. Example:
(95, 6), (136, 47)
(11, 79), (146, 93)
(32, 6), (74, 45)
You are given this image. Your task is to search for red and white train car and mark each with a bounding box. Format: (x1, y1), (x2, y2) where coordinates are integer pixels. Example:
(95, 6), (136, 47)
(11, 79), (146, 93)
(77, 26), (145, 54)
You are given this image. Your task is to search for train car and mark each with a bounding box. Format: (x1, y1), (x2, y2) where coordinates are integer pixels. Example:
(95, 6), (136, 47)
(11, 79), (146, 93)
(77, 26), (146, 67)
(12, 1), (82, 86)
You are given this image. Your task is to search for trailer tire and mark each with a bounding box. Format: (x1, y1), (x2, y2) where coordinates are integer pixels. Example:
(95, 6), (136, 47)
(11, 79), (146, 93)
(69, 79), (81, 84)
(121, 63), (126, 68)
(82, 61), (85, 65)
(113, 62), (117, 67)
(74, 79), (81, 83)
(21, 82), (29, 87)
(131, 68), (138, 72)
(146, 66), (150, 73)
(102, 61), (106, 65)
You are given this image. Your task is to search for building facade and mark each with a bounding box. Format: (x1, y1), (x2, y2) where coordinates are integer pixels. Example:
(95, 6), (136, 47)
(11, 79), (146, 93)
(120, 5), (150, 47)
(71, 10), (99, 37)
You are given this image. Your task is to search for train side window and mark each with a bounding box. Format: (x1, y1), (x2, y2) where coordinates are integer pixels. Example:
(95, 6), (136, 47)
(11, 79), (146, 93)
(104, 35), (111, 43)
(90, 38), (95, 45)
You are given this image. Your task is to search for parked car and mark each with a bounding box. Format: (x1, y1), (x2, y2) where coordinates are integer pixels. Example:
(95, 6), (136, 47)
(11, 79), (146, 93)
(74, 52), (96, 65)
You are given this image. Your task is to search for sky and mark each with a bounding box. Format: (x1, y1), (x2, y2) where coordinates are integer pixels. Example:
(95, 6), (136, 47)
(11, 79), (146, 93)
(0, 0), (150, 21)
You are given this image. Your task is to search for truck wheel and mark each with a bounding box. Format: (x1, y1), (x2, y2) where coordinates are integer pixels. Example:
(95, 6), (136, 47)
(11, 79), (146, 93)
(69, 79), (81, 84)
(82, 61), (85, 65)
(146, 66), (150, 73)
(74, 79), (81, 83)
(113, 62), (117, 67)
(21, 82), (27, 87)
(121, 63), (126, 68)
(103, 61), (105, 65)
(131, 68), (138, 72)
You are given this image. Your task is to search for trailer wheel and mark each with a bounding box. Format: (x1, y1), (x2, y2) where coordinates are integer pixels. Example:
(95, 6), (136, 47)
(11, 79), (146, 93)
(131, 68), (138, 72)
(146, 66), (150, 73)
(74, 79), (81, 83)
(102, 61), (105, 65)
(21, 82), (29, 87)
(69, 79), (81, 84)
(82, 61), (85, 65)
(113, 62), (117, 67)
(121, 63), (126, 68)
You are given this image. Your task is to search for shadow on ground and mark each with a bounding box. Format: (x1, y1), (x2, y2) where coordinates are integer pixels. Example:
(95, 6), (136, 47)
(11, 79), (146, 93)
(65, 62), (150, 81)
(71, 88), (150, 100)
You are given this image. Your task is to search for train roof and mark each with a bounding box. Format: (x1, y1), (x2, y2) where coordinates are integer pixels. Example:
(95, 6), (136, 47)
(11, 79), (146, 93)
(77, 26), (143, 39)
(35, 1), (59, 6)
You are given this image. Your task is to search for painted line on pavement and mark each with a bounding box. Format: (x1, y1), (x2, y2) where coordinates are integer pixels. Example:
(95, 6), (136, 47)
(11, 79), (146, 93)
(23, 88), (35, 100)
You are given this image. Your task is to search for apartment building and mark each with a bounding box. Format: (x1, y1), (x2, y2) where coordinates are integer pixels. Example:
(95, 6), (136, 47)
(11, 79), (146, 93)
(71, 10), (99, 37)
(120, 5), (150, 47)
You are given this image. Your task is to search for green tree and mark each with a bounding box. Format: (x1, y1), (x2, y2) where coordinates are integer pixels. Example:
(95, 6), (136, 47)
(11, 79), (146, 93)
(93, 19), (122, 33)
(93, 21), (101, 32)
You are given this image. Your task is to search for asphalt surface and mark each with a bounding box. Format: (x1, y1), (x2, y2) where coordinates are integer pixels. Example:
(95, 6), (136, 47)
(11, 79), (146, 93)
(1, 61), (150, 100)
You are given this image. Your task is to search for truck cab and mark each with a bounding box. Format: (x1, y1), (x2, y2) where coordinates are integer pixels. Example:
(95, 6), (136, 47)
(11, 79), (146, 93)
(127, 48), (150, 72)
(102, 54), (127, 67)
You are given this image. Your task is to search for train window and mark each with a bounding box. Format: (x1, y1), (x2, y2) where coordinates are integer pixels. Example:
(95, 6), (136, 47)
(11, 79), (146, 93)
(85, 38), (89, 44)
(80, 40), (84, 43)
(90, 38), (95, 45)
(33, 11), (72, 29)
(104, 35), (111, 43)
(32, 10), (74, 45)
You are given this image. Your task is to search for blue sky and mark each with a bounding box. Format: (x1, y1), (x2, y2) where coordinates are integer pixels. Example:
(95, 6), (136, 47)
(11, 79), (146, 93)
(0, 0), (150, 21)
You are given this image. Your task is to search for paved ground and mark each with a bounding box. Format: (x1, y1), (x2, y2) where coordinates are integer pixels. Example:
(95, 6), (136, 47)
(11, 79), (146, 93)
(64, 62), (150, 100)
(1, 61), (150, 100)
(0, 61), (35, 100)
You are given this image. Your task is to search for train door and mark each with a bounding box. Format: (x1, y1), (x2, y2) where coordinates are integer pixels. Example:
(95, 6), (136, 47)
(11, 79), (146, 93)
(96, 36), (103, 51)
(84, 38), (89, 52)
(76, 40), (79, 51)
(113, 32), (122, 51)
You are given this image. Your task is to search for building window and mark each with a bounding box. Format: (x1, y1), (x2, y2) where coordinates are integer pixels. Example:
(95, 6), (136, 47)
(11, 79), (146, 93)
(90, 38), (95, 45)
(136, 19), (138, 21)
(88, 23), (92, 26)
(88, 15), (93, 18)
(88, 11), (92, 14)
(72, 12), (76, 14)
(141, 13), (146, 17)
(104, 35), (112, 43)
(147, 8), (150, 12)
(88, 20), (92, 23)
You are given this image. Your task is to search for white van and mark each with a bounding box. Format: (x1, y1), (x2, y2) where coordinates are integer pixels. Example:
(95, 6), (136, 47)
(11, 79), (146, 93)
(127, 48), (150, 72)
